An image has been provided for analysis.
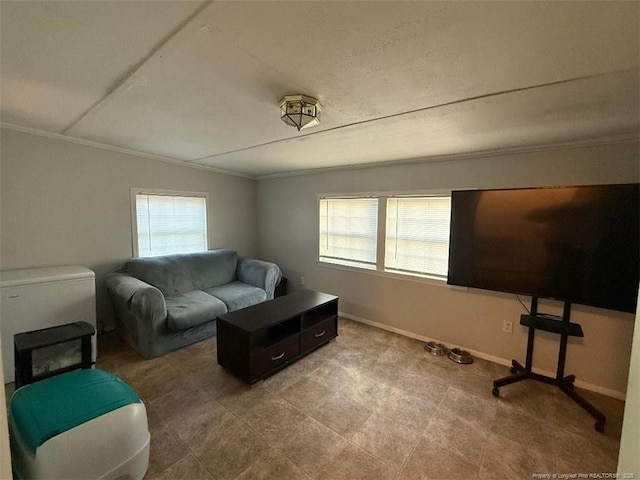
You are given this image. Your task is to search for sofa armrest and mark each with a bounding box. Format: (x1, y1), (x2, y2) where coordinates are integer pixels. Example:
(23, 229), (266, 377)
(237, 258), (282, 300)
(105, 273), (167, 325)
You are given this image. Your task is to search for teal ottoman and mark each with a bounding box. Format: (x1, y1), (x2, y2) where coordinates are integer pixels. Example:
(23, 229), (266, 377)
(9, 369), (150, 480)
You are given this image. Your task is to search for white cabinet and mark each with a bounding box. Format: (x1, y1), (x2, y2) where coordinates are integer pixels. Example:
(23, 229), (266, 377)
(0, 266), (96, 383)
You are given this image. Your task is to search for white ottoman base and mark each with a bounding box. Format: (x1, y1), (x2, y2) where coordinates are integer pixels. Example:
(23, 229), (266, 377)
(12, 403), (150, 480)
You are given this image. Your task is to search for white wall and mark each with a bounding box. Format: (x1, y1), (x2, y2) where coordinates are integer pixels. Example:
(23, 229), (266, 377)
(618, 289), (640, 475)
(257, 141), (639, 396)
(0, 128), (258, 331)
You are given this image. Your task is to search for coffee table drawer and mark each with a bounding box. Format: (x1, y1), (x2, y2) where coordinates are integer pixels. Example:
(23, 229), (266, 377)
(251, 335), (300, 379)
(301, 317), (337, 352)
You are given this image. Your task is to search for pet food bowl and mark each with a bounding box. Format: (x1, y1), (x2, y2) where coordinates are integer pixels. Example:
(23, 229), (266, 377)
(424, 341), (447, 356)
(448, 348), (473, 364)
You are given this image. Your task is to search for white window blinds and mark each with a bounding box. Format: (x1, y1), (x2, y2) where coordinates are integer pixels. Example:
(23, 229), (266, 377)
(319, 197), (378, 268)
(135, 193), (208, 257)
(385, 196), (451, 278)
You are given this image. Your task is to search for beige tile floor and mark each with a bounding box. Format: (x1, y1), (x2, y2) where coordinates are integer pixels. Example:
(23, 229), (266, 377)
(94, 317), (622, 479)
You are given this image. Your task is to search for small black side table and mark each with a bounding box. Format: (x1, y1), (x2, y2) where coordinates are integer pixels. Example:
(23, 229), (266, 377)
(275, 277), (288, 297)
(14, 321), (95, 388)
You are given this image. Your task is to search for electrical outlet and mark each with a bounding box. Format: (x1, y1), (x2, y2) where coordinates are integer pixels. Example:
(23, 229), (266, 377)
(299, 276), (305, 286)
(502, 320), (513, 334)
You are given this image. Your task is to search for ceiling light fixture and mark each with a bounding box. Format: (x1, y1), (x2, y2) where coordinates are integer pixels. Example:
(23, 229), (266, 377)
(279, 94), (322, 131)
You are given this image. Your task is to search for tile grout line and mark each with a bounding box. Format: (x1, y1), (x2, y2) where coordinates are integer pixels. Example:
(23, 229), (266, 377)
(97, 319), (623, 478)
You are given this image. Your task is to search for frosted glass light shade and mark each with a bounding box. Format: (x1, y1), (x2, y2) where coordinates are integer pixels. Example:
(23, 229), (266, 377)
(279, 94), (322, 131)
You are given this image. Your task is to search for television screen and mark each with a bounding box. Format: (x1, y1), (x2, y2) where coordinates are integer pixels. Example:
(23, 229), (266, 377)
(447, 184), (640, 313)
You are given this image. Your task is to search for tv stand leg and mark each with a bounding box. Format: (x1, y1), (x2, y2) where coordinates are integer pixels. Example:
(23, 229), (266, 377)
(492, 361), (527, 397)
(560, 382), (606, 432)
(510, 360), (524, 375)
(491, 298), (606, 432)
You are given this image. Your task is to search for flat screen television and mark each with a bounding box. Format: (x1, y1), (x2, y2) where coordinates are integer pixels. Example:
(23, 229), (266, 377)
(447, 184), (640, 313)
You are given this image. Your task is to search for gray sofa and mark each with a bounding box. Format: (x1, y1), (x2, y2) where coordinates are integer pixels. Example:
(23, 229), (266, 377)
(105, 249), (281, 359)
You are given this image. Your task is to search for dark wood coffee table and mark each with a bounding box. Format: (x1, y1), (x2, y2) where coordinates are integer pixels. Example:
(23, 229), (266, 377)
(216, 290), (338, 384)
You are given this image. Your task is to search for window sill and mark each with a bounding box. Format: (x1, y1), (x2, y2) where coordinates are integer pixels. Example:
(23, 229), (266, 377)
(317, 260), (465, 290)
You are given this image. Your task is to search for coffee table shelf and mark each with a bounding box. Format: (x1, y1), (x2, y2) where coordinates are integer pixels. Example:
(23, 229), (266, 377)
(216, 290), (338, 384)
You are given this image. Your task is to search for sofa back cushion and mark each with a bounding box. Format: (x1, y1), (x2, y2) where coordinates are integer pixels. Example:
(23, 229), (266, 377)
(123, 249), (238, 296)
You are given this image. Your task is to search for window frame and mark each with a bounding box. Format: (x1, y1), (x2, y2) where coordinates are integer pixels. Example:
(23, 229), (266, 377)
(384, 194), (452, 280)
(130, 187), (210, 258)
(318, 196), (379, 270)
(317, 190), (452, 283)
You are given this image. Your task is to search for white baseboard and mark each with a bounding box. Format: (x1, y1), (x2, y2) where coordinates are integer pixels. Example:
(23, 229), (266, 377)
(338, 311), (626, 401)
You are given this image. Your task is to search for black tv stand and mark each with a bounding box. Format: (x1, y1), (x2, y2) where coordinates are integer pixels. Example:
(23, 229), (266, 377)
(492, 297), (606, 432)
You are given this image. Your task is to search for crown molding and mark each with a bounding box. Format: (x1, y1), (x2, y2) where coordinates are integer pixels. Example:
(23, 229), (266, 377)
(0, 123), (255, 180)
(3, 122), (636, 182)
(256, 133), (640, 180)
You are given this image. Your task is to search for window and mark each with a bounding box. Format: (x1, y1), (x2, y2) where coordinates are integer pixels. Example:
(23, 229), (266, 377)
(319, 197), (378, 269)
(132, 189), (208, 257)
(319, 193), (451, 280)
(385, 196), (451, 279)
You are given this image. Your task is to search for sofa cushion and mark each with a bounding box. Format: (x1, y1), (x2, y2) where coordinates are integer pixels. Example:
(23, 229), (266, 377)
(165, 290), (227, 332)
(124, 249), (238, 296)
(205, 281), (267, 312)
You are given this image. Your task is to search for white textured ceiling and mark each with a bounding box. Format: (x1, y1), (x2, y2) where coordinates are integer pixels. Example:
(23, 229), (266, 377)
(1, 1), (638, 178)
